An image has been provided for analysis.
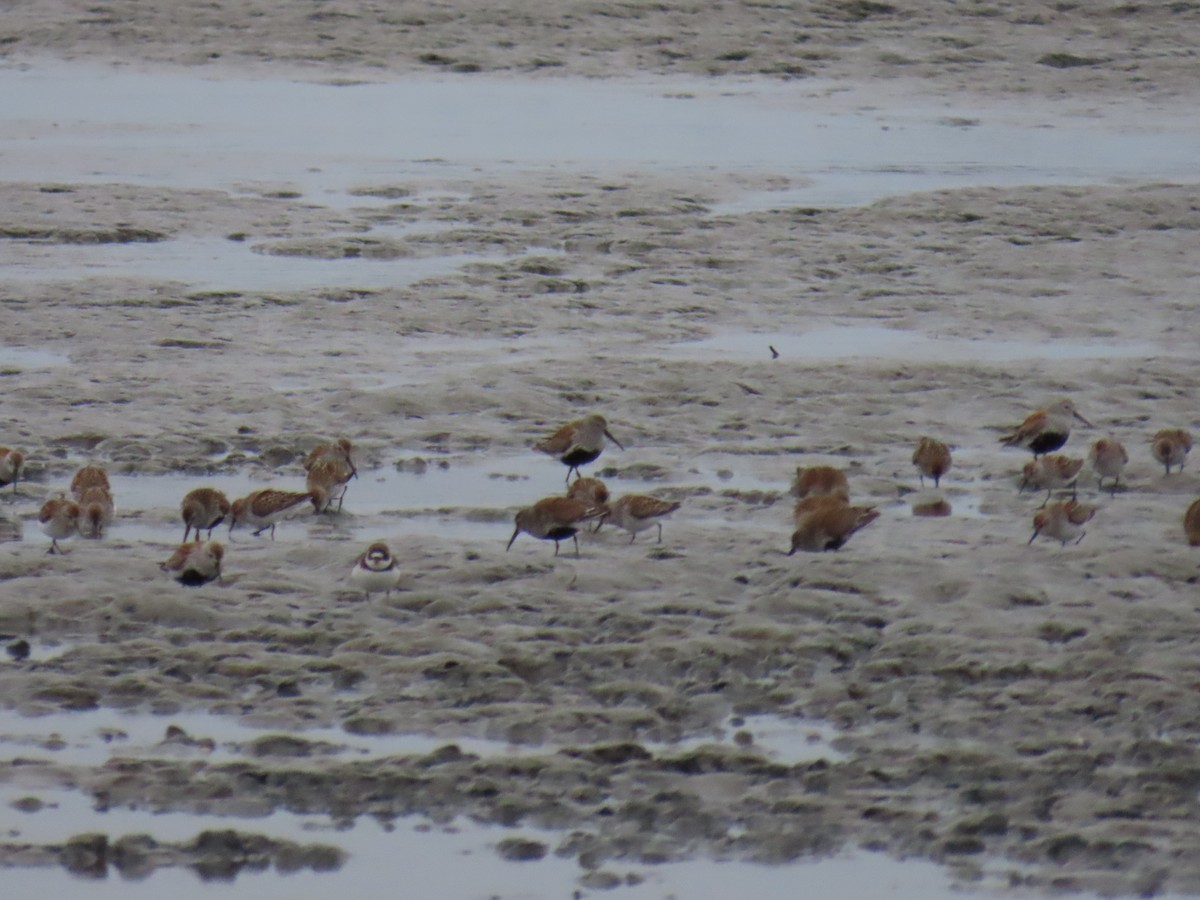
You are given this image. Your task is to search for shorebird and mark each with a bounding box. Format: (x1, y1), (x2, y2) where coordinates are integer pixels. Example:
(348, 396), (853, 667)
(506, 496), (605, 557)
(305, 438), (357, 480)
(1151, 428), (1192, 475)
(604, 494), (682, 544)
(567, 476), (610, 508)
(789, 503), (879, 554)
(1000, 399), (1092, 457)
(77, 486), (114, 539)
(307, 456), (354, 513)
(1020, 454), (1085, 506)
(534, 414), (624, 482)
(70, 465), (110, 499)
(181, 487), (231, 542)
(160, 540), (224, 586)
(229, 489), (312, 539)
(350, 542), (401, 597)
(1029, 499), (1095, 546)
(567, 476), (610, 531)
(1087, 438), (1128, 494)
(0, 447), (25, 492)
(912, 437), (952, 488)
(38, 494), (80, 554)
(1185, 498), (1200, 547)
(791, 465), (850, 501)
(793, 494), (852, 521)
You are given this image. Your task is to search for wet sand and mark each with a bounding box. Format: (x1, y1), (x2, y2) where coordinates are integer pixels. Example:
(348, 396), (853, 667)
(2, 3), (1200, 898)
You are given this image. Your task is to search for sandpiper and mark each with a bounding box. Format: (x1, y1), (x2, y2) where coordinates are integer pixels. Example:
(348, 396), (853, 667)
(1029, 499), (1095, 546)
(77, 486), (114, 539)
(307, 456), (355, 513)
(1087, 438), (1128, 494)
(70, 465), (110, 499)
(507, 496), (605, 557)
(229, 489), (312, 539)
(567, 476), (610, 531)
(1185, 498), (1200, 547)
(38, 494), (80, 554)
(1020, 454), (1085, 507)
(181, 487), (232, 542)
(1151, 428), (1192, 475)
(160, 540), (224, 586)
(0, 447), (25, 492)
(567, 476), (610, 508)
(789, 504), (879, 554)
(350, 542), (401, 597)
(305, 438), (357, 480)
(604, 494), (681, 544)
(534, 414), (624, 482)
(793, 494), (852, 521)
(792, 466), (850, 501)
(1000, 399), (1091, 457)
(912, 437), (952, 488)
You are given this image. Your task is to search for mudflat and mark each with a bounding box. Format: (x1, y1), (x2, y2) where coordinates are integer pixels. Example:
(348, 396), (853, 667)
(1, 3), (1199, 897)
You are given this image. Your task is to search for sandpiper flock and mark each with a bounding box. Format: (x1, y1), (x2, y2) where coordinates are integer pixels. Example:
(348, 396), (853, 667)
(1, 399), (1197, 596)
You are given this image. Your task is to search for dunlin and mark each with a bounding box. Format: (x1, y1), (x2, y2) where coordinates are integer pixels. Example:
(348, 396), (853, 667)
(160, 540), (224, 586)
(38, 494), (80, 554)
(70, 465), (110, 499)
(350, 542), (401, 597)
(1185, 498), (1200, 547)
(912, 437), (952, 488)
(567, 476), (610, 532)
(1000, 399), (1091, 457)
(1087, 437), (1128, 494)
(77, 486), (114, 539)
(1029, 499), (1095, 546)
(793, 494), (851, 521)
(307, 456), (354, 513)
(305, 438), (357, 480)
(0, 447), (25, 492)
(604, 494), (682, 544)
(1020, 454), (1085, 506)
(181, 487), (231, 542)
(534, 414), (624, 482)
(229, 489), (312, 539)
(567, 476), (610, 508)
(506, 496), (605, 557)
(791, 466), (850, 501)
(1151, 428), (1192, 475)
(789, 504), (879, 554)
